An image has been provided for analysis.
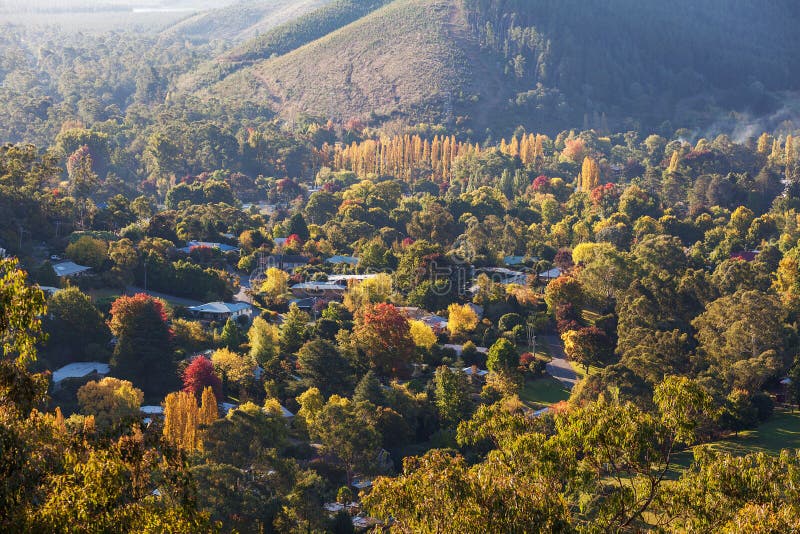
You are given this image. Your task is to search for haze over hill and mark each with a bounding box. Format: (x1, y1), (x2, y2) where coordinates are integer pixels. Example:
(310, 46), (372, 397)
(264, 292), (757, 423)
(161, 0), (334, 43)
(180, 0), (800, 136)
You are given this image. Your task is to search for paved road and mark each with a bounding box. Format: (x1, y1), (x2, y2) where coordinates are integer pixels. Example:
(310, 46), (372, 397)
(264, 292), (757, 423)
(541, 334), (578, 389)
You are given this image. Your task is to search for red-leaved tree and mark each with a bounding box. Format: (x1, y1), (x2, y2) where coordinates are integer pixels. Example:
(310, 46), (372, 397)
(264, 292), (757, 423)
(353, 303), (416, 378)
(182, 357), (222, 401)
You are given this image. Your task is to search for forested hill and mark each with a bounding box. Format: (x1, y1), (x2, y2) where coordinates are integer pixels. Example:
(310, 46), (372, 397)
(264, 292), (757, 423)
(187, 0), (800, 136)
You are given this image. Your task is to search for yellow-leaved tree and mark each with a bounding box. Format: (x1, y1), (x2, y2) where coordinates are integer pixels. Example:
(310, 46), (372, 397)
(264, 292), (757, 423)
(258, 267), (290, 306)
(163, 390), (200, 451)
(447, 303), (479, 338)
(199, 385), (218, 426)
(409, 319), (437, 349)
(77, 377), (144, 430)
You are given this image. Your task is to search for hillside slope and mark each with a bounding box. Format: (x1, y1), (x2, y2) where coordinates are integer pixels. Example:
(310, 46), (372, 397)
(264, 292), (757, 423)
(187, 0), (800, 135)
(161, 0), (333, 43)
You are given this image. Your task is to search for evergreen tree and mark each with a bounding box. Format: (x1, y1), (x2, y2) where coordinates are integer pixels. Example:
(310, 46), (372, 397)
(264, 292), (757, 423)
(108, 294), (176, 397)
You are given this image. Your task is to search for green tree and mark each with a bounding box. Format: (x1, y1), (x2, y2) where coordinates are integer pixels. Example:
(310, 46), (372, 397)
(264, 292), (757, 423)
(45, 287), (108, 364)
(108, 294), (176, 397)
(297, 339), (353, 397)
(219, 318), (245, 350)
(280, 303), (309, 355)
(486, 338), (519, 373)
(434, 366), (472, 426)
(308, 396), (381, 482)
(247, 316), (280, 366)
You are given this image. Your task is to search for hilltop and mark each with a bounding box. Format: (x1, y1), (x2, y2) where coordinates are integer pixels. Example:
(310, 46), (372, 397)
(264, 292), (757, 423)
(160, 0), (333, 43)
(180, 0), (800, 136)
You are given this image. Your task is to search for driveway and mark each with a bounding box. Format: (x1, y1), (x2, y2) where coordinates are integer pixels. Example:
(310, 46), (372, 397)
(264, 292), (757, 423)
(541, 335), (578, 389)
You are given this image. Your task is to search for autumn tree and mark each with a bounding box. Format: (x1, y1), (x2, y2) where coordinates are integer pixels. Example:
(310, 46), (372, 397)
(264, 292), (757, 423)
(77, 377), (143, 431)
(561, 326), (615, 374)
(409, 319), (437, 349)
(163, 390), (200, 451)
(199, 386), (219, 426)
(182, 356), (222, 401)
(447, 303), (479, 338)
(353, 303), (416, 377)
(258, 267), (290, 307)
(108, 293), (175, 396)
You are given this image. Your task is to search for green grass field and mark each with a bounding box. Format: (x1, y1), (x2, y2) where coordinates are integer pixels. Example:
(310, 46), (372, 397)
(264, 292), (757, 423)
(671, 410), (800, 470)
(519, 376), (571, 408)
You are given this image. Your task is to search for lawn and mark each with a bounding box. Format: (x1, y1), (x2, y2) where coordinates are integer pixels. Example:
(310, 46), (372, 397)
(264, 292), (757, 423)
(671, 409), (800, 470)
(519, 376), (571, 408)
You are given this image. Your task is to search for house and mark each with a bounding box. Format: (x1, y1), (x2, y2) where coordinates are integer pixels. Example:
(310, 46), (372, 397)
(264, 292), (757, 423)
(187, 301), (253, 322)
(290, 281), (347, 299)
(178, 241), (239, 254)
(479, 267), (529, 285)
(328, 274), (380, 283)
(52, 261), (91, 278)
(398, 307), (448, 333)
(539, 267), (562, 282)
(461, 366), (489, 378)
(326, 255), (359, 266)
(265, 254), (310, 271)
(503, 255), (527, 266)
(51, 361), (110, 385)
(38, 285), (60, 297)
(141, 405), (164, 424)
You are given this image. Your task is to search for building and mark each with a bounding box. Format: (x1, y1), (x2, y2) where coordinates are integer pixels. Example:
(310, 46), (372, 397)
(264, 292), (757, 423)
(398, 307), (448, 333)
(328, 274), (380, 283)
(187, 301), (253, 321)
(52, 261), (91, 278)
(51, 361), (110, 386)
(539, 267), (562, 282)
(178, 241), (239, 254)
(264, 254), (310, 271)
(290, 281), (347, 299)
(326, 255), (359, 266)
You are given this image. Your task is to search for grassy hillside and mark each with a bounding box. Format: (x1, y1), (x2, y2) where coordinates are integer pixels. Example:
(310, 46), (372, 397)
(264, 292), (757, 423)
(192, 0), (488, 124)
(161, 0), (333, 43)
(185, 0), (800, 136)
(175, 0), (393, 93)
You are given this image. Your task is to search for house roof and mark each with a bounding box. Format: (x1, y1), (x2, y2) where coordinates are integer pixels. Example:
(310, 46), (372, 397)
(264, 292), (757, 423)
(291, 282), (347, 291)
(540, 267), (562, 279)
(504, 255), (527, 266)
(188, 302), (251, 314)
(461, 366), (489, 377)
(179, 241), (239, 253)
(52, 261), (91, 277)
(52, 361), (110, 383)
(325, 255), (359, 265)
(328, 273), (380, 282)
(266, 254), (310, 264)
